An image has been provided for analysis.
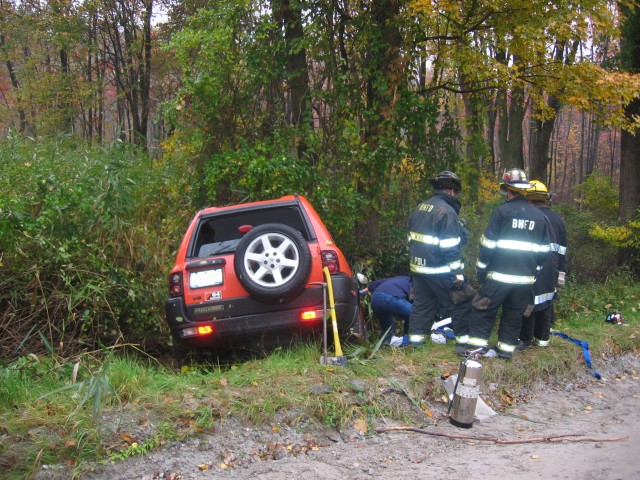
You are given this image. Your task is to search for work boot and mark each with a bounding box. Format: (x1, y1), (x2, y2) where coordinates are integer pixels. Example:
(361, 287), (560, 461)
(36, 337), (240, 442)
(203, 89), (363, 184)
(494, 348), (512, 359)
(516, 340), (534, 351)
(454, 343), (471, 356)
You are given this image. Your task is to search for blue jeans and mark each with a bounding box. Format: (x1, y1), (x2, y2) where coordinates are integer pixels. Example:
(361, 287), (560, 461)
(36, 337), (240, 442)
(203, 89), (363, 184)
(371, 291), (412, 342)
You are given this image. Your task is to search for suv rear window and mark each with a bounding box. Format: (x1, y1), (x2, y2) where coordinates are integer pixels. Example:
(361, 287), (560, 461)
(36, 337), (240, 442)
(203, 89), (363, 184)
(189, 205), (314, 259)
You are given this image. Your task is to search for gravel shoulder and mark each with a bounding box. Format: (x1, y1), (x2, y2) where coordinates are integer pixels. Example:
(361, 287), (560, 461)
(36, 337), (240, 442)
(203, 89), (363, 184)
(38, 353), (640, 480)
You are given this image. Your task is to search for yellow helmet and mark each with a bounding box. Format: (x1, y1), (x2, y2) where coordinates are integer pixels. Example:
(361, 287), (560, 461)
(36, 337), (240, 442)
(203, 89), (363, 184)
(526, 179), (549, 202)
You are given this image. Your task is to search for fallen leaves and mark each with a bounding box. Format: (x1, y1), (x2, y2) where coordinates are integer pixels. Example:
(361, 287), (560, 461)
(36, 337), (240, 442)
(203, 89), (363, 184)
(353, 418), (367, 434)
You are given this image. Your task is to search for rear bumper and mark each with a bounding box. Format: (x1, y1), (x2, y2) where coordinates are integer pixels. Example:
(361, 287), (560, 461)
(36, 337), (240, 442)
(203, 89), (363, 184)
(166, 274), (360, 351)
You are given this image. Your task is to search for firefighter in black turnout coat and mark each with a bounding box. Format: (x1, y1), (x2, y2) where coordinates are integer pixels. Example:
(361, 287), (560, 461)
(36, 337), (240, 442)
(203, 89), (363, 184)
(461, 168), (551, 359)
(519, 180), (568, 348)
(407, 171), (472, 347)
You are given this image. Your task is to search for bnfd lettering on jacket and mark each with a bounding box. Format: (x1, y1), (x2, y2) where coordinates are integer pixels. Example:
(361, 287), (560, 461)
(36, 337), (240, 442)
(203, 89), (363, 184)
(512, 219), (535, 230)
(418, 204), (434, 212)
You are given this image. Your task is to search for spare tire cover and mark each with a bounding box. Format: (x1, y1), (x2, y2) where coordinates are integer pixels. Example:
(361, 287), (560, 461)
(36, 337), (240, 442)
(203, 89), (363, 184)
(233, 223), (312, 303)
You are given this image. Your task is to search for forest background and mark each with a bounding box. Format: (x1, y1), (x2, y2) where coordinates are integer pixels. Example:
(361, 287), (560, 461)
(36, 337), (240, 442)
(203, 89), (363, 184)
(0, 0), (639, 360)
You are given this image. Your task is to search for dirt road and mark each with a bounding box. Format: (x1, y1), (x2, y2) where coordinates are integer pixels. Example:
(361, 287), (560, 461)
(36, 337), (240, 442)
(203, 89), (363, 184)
(41, 354), (640, 480)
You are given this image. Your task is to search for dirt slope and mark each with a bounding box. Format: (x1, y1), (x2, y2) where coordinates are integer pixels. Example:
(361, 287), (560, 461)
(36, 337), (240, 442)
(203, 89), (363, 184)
(38, 354), (640, 480)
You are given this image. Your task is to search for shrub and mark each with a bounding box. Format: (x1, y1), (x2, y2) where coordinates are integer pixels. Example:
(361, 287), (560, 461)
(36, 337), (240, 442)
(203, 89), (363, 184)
(0, 136), (178, 361)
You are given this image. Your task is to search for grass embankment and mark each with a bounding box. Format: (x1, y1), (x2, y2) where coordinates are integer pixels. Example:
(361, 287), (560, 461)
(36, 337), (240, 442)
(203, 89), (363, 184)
(1, 274), (638, 479)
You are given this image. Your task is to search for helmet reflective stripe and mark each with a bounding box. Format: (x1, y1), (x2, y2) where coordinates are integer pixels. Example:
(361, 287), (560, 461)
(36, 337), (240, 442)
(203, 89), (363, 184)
(480, 234), (497, 249)
(409, 335), (426, 343)
(534, 291), (556, 304)
(496, 341), (516, 353)
(476, 260), (488, 269)
(487, 271), (536, 284)
(409, 232), (461, 249)
(508, 182), (533, 190)
(467, 337), (489, 347)
(496, 239), (551, 253)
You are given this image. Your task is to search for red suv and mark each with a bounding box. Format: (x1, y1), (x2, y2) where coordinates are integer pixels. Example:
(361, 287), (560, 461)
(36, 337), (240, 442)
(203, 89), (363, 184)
(166, 194), (362, 362)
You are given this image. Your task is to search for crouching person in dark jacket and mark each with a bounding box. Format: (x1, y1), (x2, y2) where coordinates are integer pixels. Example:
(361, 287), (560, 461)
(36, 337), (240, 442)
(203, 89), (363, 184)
(362, 276), (412, 344)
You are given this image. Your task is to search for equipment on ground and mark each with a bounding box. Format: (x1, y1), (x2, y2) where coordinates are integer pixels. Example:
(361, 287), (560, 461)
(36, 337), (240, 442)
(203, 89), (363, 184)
(319, 267), (347, 366)
(605, 312), (627, 325)
(448, 356), (484, 428)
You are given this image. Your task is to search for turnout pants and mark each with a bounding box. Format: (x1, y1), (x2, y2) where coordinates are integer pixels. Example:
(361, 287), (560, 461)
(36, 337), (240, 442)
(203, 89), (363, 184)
(468, 281), (533, 352)
(408, 274), (471, 341)
(520, 303), (554, 344)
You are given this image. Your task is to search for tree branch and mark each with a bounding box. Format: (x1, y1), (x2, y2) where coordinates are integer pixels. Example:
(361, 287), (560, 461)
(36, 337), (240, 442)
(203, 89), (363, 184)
(376, 426), (629, 444)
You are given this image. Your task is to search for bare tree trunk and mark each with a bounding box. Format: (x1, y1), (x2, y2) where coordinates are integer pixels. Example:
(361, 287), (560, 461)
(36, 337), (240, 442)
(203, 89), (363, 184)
(359, 0), (403, 247)
(504, 84), (525, 169)
(1, 33), (28, 133)
(561, 109), (574, 198)
(619, 99), (640, 221)
(578, 112), (587, 185)
(609, 128), (617, 178)
(587, 120), (601, 175)
(139, 0), (152, 150)
(272, 0), (313, 160)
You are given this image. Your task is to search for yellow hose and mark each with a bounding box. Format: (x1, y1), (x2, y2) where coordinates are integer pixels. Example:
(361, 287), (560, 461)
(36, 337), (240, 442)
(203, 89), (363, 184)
(323, 267), (343, 357)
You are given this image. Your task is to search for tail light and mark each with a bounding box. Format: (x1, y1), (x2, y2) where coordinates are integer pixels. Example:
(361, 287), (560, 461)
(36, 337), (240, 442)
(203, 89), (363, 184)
(321, 250), (340, 274)
(182, 324), (214, 337)
(300, 310), (319, 322)
(197, 325), (214, 335)
(169, 272), (183, 297)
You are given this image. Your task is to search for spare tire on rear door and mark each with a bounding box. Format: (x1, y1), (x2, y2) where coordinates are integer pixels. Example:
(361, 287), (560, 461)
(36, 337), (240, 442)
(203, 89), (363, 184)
(234, 223), (312, 303)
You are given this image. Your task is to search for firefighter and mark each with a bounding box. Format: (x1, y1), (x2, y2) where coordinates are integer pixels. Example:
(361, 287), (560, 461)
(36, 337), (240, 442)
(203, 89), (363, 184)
(459, 168), (551, 358)
(518, 180), (568, 348)
(407, 171), (473, 348)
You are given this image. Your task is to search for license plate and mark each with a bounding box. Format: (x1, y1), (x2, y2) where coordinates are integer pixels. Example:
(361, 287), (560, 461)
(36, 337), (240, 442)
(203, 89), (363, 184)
(189, 268), (223, 289)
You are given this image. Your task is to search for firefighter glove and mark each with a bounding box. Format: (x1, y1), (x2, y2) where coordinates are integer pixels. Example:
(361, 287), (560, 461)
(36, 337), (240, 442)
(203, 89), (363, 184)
(557, 271), (566, 287)
(452, 274), (465, 288)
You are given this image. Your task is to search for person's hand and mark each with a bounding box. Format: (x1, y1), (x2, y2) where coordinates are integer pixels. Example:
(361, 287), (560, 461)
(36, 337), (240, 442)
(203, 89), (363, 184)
(557, 271), (566, 287)
(452, 274), (465, 288)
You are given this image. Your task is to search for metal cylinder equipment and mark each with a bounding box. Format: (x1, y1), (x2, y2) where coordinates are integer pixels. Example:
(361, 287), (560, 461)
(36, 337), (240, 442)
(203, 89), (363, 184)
(449, 358), (483, 428)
